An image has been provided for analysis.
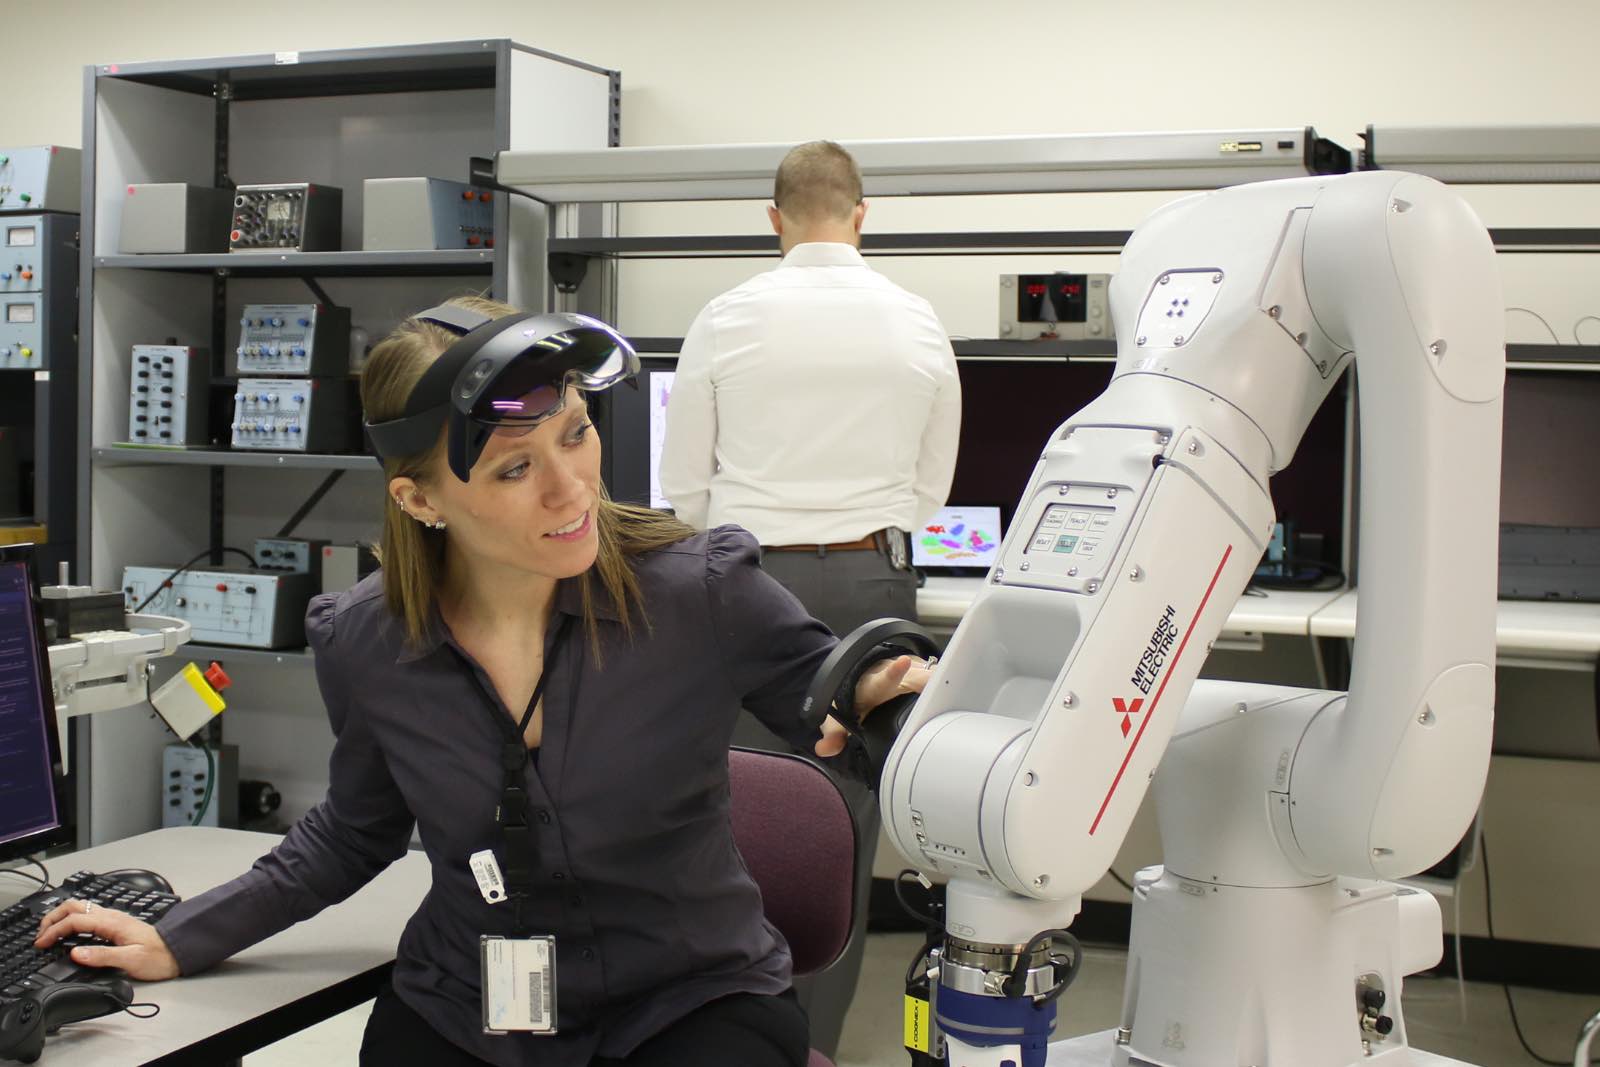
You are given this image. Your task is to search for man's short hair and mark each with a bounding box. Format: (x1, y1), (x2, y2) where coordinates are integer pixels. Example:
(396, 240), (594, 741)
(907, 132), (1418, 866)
(773, 141), (863, 223)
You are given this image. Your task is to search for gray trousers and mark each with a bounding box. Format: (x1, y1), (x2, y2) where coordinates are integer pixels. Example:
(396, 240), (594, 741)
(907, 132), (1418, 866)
(737, 540), (917, 1057)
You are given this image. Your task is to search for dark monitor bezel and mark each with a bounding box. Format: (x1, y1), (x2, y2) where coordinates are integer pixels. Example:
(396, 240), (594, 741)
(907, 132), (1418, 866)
(0, 542), (72, 864)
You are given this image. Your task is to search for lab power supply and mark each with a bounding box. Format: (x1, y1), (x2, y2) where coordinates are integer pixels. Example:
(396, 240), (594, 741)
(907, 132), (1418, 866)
(363, 177), (495, 250)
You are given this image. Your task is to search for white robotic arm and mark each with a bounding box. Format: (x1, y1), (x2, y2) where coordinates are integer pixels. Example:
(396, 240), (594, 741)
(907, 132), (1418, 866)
(881, 170), (1502, 1067)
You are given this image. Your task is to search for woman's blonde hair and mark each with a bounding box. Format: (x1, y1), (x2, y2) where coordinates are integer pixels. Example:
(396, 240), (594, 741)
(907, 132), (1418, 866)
(362, 295), (695, 653)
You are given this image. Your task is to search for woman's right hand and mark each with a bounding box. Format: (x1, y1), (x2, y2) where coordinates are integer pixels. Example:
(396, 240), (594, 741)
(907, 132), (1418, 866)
(34, 899), (181, 981)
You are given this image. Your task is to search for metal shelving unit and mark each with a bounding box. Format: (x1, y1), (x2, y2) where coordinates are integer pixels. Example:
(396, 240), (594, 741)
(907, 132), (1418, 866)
(78, 39), (618, 843)
(92, 447), (381, 471)
(92, 249), (495, 276)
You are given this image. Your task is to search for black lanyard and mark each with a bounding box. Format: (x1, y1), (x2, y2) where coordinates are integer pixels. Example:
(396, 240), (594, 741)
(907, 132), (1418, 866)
(473, 614), (573, 935)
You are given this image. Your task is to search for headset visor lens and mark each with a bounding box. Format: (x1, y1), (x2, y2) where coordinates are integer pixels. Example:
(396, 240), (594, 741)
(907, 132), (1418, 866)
(465, 332), (636, 432)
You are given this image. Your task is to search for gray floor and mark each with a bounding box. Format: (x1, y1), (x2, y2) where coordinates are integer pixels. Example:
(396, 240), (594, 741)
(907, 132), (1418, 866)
(241, 933), (1599, 1066)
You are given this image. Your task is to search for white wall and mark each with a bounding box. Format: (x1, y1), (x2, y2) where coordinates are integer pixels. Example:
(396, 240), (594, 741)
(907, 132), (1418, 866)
(5, 0), (1600, 336)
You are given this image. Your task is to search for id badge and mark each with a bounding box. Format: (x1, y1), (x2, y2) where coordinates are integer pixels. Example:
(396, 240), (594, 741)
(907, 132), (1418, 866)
(480, 935), (557, 1035)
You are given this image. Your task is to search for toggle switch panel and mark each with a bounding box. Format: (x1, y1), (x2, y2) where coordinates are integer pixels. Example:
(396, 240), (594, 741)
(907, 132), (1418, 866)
(127, 345), (209, 446)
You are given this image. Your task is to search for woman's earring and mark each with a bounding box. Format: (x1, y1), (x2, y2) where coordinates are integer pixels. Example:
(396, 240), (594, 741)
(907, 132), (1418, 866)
(427, 520), (447, 531)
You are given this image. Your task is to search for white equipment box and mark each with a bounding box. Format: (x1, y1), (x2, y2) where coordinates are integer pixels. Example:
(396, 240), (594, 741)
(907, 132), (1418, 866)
(122, 565), (315, 648)
(232, 303), (350, 376)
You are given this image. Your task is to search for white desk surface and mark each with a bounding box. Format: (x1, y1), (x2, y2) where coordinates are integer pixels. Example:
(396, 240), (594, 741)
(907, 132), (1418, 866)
(1048, 1028), (1472, 1065)
(920, 579), (1600, 664)
(919, 577), (1347, 638)
(1309, 590), (1600, 662)
(0, 827), (429, 1066)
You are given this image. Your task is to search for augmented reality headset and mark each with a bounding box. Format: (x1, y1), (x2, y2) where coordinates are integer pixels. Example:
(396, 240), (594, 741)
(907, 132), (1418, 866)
(364, 305), (639, 482)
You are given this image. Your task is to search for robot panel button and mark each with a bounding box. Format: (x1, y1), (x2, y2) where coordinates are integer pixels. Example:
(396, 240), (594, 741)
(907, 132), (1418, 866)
(1066, 511), (1092, 530)
(1054, 535), (1080, 554)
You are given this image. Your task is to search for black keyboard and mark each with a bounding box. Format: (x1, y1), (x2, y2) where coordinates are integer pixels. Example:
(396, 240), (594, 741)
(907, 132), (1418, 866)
(0, 871), (179, 1002)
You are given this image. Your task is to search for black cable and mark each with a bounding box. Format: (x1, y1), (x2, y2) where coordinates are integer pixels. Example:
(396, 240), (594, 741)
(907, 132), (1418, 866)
(1106, 868), (1135, 893)
(132, 547), (258, 613)
(1481, 836), (1573, 1066)
(123, 1003), (161, 1020)
(189, 742), (216, 828)
(1003, 927), (1084, 1003)
(0, 865), (50, 889)
(894, 869), (945, 934)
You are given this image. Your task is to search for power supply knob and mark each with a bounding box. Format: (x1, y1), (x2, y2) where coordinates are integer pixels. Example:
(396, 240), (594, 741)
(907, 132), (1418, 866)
(270, 318), (283, 327)
(292, 347), (305, 357)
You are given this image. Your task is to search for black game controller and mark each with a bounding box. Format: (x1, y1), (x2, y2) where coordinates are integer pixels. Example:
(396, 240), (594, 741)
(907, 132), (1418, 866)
(0, 978), (134, 1063)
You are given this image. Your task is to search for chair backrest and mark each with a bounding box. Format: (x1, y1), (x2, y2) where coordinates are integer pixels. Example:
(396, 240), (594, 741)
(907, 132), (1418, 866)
(727, 747), (858, 977)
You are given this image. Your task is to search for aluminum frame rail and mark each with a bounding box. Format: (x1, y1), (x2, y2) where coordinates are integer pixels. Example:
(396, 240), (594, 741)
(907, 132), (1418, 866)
(497, 128), (1350, 203)
(1364, 124), (1600, 183)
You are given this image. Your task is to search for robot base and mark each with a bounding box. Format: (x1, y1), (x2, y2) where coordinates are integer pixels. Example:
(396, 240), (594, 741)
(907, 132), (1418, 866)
(1112, 867), (1458, 1067)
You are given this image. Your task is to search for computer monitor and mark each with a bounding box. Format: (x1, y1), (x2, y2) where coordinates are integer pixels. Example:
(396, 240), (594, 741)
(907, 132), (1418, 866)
(0, 543), (70, 863)
(600, 357), (679, 509)
(914, 505), (1005, 577)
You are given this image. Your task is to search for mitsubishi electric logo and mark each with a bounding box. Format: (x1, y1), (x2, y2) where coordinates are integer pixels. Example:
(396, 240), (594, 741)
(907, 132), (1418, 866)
(1112, 697), (1144, 738)
(1130, 604), (1179, 696)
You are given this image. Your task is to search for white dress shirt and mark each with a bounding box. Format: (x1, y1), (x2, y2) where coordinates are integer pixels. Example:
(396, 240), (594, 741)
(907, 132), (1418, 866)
(660, 242), (961, 546)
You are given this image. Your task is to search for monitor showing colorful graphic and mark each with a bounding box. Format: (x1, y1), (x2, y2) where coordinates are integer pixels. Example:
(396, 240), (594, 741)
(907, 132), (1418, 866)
(913, 506), (1004, 572)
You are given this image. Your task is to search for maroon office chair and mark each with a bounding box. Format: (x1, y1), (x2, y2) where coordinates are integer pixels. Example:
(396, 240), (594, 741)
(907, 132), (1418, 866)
(728, 747), (860, 1067)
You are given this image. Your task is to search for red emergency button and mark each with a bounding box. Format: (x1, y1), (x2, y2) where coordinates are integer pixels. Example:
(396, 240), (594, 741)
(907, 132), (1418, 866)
(215, 582), (229, 592)
(19, 270), (32, 282)
(230, 230), (242, 242)
(462, 189), (477, 201)
(481, 192), (492, 203)
(204, 662), (232, 692)
(485, 237), (494, 249)
(466, 235), (482, 247)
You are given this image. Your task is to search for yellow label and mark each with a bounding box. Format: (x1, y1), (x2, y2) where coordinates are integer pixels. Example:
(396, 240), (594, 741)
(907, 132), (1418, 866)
(179, 662), (226, 714)
(904, 993), (930, 1053)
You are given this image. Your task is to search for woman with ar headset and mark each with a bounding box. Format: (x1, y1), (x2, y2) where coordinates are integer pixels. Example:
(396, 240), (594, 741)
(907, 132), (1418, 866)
(34, 295), (930, 1067)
